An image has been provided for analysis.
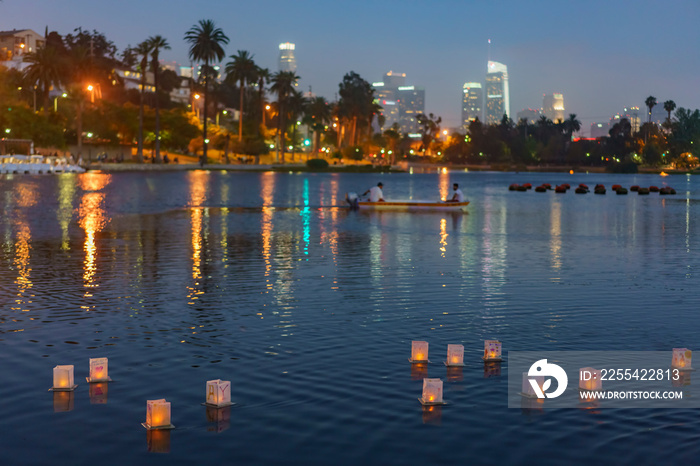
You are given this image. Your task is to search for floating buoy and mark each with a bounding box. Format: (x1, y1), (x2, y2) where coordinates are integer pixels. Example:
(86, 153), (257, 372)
(649, 186), (659, 192)
(555, 185), (567, 193)
(630, 185), (640, 192)
(516, 185), (528, 191)
(561, 183), (571, 190)
(542, 183), (552, 189)
(575, 187), (588, 194)
(638, 187), (650, 195)
(522, 183), (532, 189)
(579, 183), (589, 189)
(612, 184), (622, 190)
(595, 184), (604, 189)
(659, 186), (677, 195)
(594, 187), (606, 194)
(616, 187), (628, 194)
(509, 184), (519, 191)
(535, 186), (547, 192)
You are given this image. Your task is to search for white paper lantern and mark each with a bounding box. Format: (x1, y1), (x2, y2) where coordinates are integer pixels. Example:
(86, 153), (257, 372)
(521, 372), (545, 398)
(445, 344), (464, 367)
(144, 399), (173, 430)
(672, 348), (693, 370)
(578, 367), (602, 391)
(52, 365), (76, 391)
(419, 378), (444, 405)
(88, 357), (111, 383)
(410, 341), (429, 363)
(483, 340), (502, 361)
(205, 379), (232, 407)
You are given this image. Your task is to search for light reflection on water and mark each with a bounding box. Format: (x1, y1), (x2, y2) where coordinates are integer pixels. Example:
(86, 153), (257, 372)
(0, 171), (698, 464)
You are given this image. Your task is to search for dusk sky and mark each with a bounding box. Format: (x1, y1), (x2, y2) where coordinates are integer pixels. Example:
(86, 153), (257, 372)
(3, 0), (699, 135)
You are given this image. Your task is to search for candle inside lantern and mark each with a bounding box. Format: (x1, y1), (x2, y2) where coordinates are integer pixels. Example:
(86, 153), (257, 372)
(446, 344), (464, 366)
(52, 365), (75, 390)
(521, 372), (545, 398)
(410, 341), (429, 363)
(206, 379), (231, 407)
(578, 367), (602, 391)
(146, 399), (171, 429)
(421, 378), (443, 404)
(89, 357), (109, 382)
(483, 340), (502, 361)
(672, 348), (692, 370)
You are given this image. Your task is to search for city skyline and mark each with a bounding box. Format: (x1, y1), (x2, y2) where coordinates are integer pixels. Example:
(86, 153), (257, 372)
(2, 0), (699, 135)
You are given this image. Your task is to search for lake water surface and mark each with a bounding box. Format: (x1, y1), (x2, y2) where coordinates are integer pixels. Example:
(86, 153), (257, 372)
(0, 170), (698, 465)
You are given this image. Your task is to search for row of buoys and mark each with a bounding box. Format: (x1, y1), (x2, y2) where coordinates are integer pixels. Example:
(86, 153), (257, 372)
(510, 183), (677, 195)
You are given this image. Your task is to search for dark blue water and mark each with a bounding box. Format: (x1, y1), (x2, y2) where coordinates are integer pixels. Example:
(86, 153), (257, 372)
(0, 170), (698, 465)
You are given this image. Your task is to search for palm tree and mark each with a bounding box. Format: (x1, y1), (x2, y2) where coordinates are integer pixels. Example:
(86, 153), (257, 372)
(286, 89), (307, 162)
(255, 66), (271, 129)
(184, 19), (229, 166)
(563, 113), (581, 140)
(304, 96), (331, 156)
(147, 35), (170, 163)
(645, 96), (657, 144)
(135, 40), (152, 163)
(225, 50), (257, 142)
(663, 100), (676, 124)
(22, 45), (65, 116)
(269, 70), (299, 163)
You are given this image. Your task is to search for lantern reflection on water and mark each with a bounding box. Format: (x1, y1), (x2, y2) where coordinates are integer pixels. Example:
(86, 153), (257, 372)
(206, 406), (231, 433)
(410, 341), (429, 363)
(672, 348), (693, 370)
(53, 391), (75, 412)
(483, 340), (502, 361)
(52, 365), (77, 391)
(147, 429), (171, 453)
(419, 378), (445, 405)
(445, 344), (464, 367)
(89, 382), (109, 404)
(143, 399), (174, 430)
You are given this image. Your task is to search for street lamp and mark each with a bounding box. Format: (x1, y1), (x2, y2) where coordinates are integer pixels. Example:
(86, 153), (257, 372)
(87, 84), (95, 103)
(54, 93), (68, 112)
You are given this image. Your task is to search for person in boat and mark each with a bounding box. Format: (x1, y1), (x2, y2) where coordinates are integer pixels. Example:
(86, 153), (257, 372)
(363, 182), (385, 202)
(446, 183), (464, 202)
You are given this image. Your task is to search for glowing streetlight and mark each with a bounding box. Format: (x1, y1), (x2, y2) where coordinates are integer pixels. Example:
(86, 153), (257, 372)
(54, 92), (68, 112)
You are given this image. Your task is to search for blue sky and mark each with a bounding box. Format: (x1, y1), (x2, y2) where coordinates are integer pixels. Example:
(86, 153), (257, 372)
(3, 0), (699, 134)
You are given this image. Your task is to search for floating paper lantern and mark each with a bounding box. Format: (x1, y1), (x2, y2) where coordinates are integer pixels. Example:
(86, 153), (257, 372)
(87, 357), (111, 383)
(410, 341), (429, 363)
(579, 367), (602, 391)
(672, 348), (693, 370)
(144, 399), (174, 430)
(419, 378), (445, 405)
(52, 365), (76, 391)
(521, 372), (545, 398)
(483, 340), (502, 361)
(205, 379), (232, 407)
(445, 344), (464, 367)
(89, 382), (109, 404)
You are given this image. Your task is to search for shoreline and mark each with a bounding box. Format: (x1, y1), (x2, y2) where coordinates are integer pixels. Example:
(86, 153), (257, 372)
(86, 162), (698, 175)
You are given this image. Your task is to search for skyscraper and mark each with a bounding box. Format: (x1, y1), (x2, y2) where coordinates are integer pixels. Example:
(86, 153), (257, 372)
(278, 42), (296, 72)
(485, 61), (509, 124)
(543, 93), (565, 122)
(372, 72), (424, 134)
(462, 82), (483, 129)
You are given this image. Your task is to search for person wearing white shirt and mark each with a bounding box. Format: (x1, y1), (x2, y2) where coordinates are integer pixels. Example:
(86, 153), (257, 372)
(363, 182), (385, 202)
(448, 183), (464, 202)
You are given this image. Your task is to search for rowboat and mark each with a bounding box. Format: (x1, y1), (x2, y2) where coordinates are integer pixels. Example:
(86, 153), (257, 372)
(357, 199), (470, 212)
